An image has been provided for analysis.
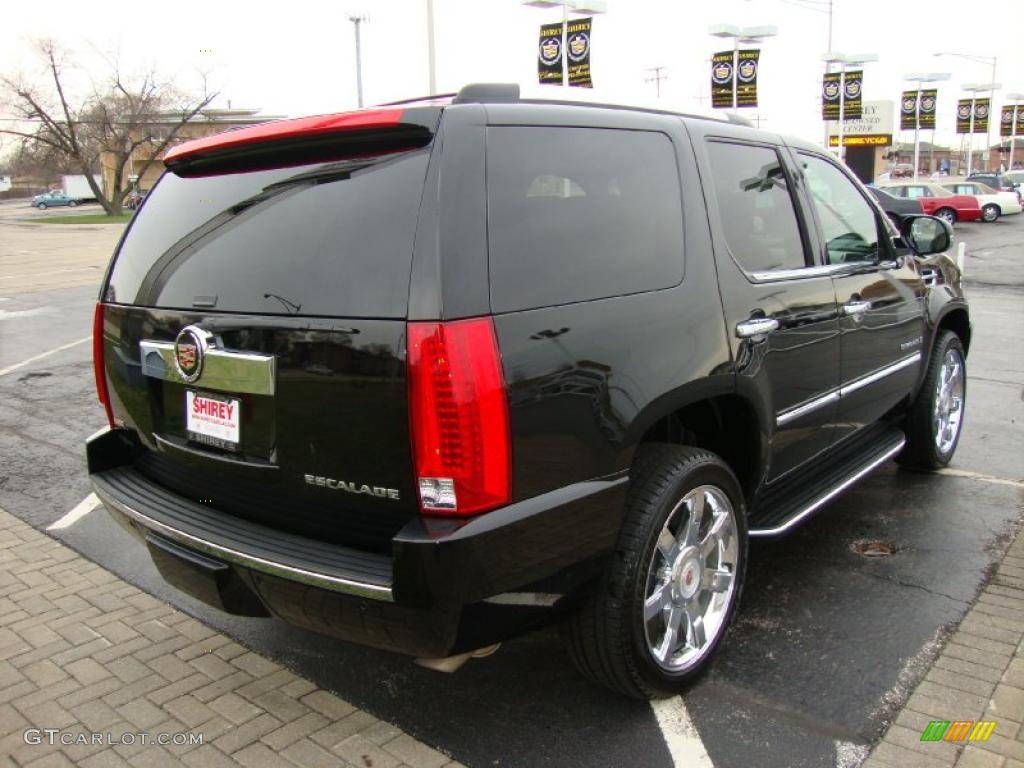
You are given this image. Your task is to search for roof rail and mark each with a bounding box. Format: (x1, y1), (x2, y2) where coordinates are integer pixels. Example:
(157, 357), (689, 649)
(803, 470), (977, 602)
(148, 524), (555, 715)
(379, 93), (457, 106)
(453, 83), (521, 104)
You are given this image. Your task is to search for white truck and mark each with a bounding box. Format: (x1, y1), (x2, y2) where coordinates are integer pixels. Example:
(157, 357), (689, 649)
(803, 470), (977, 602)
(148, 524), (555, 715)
(61, 174), (101, 202)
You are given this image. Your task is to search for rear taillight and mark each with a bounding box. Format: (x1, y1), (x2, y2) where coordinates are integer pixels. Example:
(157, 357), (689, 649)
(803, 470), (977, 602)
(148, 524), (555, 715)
(407, 318), (510, 517)
(93, 302), (114, 428)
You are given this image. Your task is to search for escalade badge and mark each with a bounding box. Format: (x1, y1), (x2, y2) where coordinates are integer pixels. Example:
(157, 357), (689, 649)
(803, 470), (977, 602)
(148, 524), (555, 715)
(174, 327), (206, 383)
(304, 474), (400, 501)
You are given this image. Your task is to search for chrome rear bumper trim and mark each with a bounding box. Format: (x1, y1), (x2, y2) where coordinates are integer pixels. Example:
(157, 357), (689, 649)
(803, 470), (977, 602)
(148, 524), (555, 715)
(93, 484), (394, 602)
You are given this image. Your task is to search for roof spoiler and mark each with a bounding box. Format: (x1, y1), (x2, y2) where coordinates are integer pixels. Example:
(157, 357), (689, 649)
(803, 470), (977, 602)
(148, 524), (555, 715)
(163, 108), (438, 177)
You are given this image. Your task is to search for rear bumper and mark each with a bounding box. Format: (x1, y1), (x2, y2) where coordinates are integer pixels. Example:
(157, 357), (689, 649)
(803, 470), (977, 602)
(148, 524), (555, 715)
(88, 428), (627, 657)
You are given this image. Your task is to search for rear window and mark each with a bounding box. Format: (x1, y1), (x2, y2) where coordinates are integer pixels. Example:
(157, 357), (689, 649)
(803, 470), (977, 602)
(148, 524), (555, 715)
(486, 126), (684, 312)
(105, 148), (430, 317)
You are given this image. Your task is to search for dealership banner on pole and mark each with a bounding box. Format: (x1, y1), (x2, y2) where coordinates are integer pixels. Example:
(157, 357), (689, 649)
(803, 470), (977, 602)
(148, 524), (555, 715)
(919, 89), (937, 129)
(735, 49), (760, 108)
(843, 71), (863, 120)
(901, 91), (918, 130)
(822, 72), (841, 120)
(566, 17), (592, 87)
(538, 23), (564, 85)
(973, 98), (990, 133)
(956, 100), (972, 133)
(711, 51), (734, 108)
(1002, 106), (1016, 137)
(822, 71), (861, 120)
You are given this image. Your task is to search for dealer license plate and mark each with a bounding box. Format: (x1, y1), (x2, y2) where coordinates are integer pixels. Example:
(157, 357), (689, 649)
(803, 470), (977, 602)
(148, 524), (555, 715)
(186, 391), (240, 451)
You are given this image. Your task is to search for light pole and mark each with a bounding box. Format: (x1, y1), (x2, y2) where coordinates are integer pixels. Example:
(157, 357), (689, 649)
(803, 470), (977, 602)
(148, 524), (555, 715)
(348, 15), (368, 107)
(935, 53), (997, 173)
(903, 72), (950, 179)
(522, 0), (608, 88)
(822, 52), (878, 162)
(426, 0), (436, 95)
(962, 82), (1002, 175)
(1007, 92), (1024, 171)
(708, 24), (778, 109)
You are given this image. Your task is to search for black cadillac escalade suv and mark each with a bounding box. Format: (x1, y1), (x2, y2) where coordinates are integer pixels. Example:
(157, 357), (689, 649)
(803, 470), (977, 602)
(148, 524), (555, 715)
(87, 84), (970, 699)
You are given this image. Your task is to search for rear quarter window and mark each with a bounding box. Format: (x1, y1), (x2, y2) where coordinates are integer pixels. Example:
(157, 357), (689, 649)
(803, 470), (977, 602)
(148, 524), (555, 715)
(105, 149), (430, 318)
(485, 126), (684, 313)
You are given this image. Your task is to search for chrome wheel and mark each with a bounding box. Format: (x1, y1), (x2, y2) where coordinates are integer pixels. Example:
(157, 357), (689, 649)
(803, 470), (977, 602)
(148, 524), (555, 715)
(933, 348), (964, 455)
(936, 209), (955, 225)
(643, 485), (738, 673)
(982, 204), (999, 223)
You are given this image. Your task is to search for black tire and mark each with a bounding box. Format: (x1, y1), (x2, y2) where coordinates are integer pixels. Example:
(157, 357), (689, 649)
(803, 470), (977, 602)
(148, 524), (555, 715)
(982, 204), (999, 223)
(563, 444), (748, 699)
(68, 200), (78, 208)
(935, 207), (957, 225)
(36, 203), (46, 210)
(897, 330), (966, 470)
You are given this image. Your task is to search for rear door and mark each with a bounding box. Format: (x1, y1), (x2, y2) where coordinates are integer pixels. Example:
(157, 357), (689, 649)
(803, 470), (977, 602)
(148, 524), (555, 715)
(695, 130), (842, 481)
(794, 151), (926, 438)
(100, 119), (437, 552)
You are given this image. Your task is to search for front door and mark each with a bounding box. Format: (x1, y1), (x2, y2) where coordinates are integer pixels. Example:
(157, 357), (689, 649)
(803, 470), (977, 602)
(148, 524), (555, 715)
(796, 152), (927, 438)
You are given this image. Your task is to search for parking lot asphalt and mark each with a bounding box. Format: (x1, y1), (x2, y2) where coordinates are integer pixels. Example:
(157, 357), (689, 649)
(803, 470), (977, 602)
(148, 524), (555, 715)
(0, 198), (1022, 768)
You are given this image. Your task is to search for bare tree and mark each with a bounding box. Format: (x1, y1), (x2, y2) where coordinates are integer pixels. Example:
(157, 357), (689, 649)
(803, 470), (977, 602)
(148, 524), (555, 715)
(1, 39), (217, 214)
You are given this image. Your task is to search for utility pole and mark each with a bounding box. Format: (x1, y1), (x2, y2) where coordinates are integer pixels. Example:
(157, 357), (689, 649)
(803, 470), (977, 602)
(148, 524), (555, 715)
(349, 15), (367, 107)
(645, 66), (667, 98)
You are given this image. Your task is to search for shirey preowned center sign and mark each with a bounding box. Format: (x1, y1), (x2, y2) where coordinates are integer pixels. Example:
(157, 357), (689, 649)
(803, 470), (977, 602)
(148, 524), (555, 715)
(827, 100), (894, 147)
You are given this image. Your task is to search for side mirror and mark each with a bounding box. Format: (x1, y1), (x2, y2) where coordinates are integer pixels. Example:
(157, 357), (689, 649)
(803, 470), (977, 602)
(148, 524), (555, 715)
(900, 214), (952, 256)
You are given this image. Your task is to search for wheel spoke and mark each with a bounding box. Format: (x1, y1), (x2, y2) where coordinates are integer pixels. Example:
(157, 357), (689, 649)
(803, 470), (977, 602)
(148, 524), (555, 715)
(686, 607), (707, 649)
(656, 528), (678, 562)
(656, 605), (684, 662)
(701, 512), (730, 558)
(704, 568), (733, 593)
(683, 492), (706, 547)
(644, 581), (671, 622)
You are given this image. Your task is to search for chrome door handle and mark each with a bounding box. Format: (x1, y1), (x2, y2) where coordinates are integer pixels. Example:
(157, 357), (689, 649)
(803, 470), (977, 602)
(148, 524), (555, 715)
(843, 300), (872, 316)
(735, 317), (779, 339)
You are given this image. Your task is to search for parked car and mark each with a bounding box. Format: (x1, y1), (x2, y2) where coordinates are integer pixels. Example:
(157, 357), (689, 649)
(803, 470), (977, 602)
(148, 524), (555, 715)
(88, 84), (970, 699)
(940, 180), (1022, 222)
(890, 163), (914, 178)
(31, 190), (79, 209)
(966, 172), (1020, 201)
(867, 186), (924, 225)
(1003, 169), (1024, 189)
(877, 181), (983, 224)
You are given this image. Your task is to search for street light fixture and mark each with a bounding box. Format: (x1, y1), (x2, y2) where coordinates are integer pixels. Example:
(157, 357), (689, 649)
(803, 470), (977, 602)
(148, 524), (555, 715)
(1006, 92), (1024, 171)
(708, 24), (778, 110)
(962, 81), (1002, 176)
(903, 72), (950, 179)
(822, 52), (878, 162)
(522, 0), (608, 88)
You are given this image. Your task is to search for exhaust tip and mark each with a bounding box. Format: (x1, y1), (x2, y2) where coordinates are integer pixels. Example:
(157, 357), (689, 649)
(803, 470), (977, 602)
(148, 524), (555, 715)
(414, 643), (500, 673)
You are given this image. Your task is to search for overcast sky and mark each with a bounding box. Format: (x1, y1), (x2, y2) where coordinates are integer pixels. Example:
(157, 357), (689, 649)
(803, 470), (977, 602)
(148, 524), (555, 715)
(3, 0), (1023, 152)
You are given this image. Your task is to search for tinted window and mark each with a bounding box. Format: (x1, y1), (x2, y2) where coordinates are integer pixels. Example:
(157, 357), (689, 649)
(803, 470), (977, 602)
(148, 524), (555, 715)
(799, 153), (880, 264)
(106, 149), (430, 317)
(486, 127), (684, 312)
(705, 141), (806, 273)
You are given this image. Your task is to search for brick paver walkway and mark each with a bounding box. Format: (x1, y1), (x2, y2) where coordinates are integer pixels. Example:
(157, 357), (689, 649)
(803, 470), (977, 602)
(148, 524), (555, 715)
(0, 507), (461, 768)
(863, 525), (1024, 768)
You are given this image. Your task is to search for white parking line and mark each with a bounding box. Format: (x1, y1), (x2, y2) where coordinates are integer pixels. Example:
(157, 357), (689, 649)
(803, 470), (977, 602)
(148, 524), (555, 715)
(651, 697), (715, 767)
(47, 493), (101, 530)
(936, 468), (1024, 489)
(0, 336), (90, 378)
